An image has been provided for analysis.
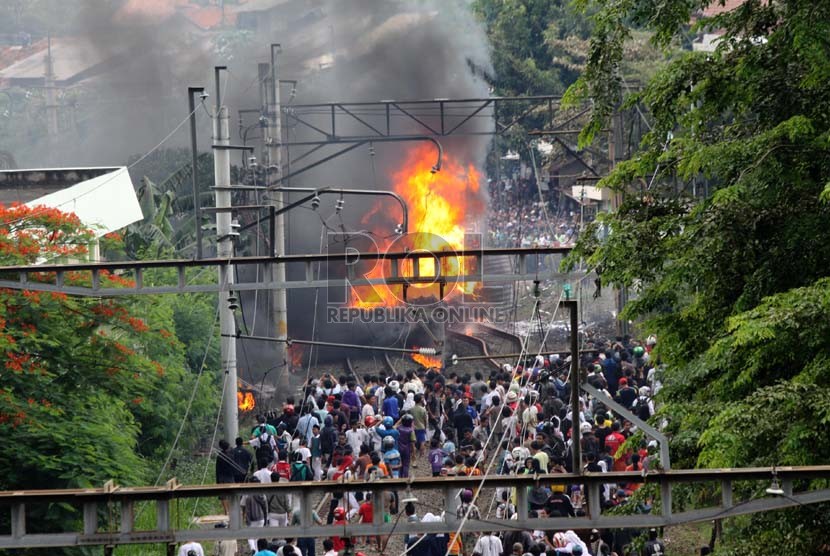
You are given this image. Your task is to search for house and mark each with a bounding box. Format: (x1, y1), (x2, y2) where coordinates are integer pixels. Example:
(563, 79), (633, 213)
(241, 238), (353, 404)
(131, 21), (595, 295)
(692, 0), (748, 52)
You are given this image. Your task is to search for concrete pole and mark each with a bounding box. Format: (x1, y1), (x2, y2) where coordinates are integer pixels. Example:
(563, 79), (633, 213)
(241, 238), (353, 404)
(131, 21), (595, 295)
(267, 44), (289, 400)
(567, 300), (581, 474)
(44, 34), (58, 137)
(213, 67), (238, 442)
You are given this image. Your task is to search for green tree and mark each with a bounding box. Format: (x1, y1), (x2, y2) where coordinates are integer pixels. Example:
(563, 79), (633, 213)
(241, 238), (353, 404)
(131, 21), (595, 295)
(566, 0), (830, 552)
(0, 203), (218, 534)
(473, 0), (592, 96)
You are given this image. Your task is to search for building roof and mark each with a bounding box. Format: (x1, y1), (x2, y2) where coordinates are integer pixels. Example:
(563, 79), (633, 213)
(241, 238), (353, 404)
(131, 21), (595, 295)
(0, 167), (115, 205)
(702, 0), (747, 17)
(0, 39), (48, 73)
(179, 5), (237, 30)
(0, 167), (143, 237)
(0, 38), (118, 87)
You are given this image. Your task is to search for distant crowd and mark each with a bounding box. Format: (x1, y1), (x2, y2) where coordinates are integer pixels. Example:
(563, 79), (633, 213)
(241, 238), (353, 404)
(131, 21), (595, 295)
(486, 178), (581, 248)
(204, 335), (669, 556)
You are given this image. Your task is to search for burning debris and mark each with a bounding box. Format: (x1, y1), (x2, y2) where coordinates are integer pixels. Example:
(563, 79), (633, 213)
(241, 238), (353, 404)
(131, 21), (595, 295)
(237, 391), (255, 412)
(352, 145), (484, 308)
(410, 346), (443, 369)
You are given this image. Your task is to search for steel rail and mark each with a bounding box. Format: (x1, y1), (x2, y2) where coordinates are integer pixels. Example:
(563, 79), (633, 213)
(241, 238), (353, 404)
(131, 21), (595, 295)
(2, 467), (829, 549)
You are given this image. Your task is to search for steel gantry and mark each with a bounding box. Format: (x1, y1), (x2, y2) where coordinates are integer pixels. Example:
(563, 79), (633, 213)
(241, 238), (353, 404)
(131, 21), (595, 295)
(0, 247), (571, 296)
(2, 467), (830, 550)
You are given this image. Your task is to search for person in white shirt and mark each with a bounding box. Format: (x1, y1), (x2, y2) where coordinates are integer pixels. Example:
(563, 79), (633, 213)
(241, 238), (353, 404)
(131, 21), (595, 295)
(177, 541), (205, 556)
(473, 532), (503, 556)
(362, 396), (376, 422)
(345, 421), (369, 455)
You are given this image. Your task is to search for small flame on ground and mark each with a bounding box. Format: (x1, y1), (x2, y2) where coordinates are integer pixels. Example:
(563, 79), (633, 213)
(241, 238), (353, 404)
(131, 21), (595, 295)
(237, 391), (256, 412)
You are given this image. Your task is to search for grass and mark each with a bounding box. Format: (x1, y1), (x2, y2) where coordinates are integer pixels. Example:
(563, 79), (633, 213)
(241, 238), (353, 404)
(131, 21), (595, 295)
(664, 522), (711, 555)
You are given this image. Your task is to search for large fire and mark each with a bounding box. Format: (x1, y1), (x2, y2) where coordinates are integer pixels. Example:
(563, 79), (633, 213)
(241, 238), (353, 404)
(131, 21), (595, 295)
(352, 146), (484, 307)
(237, 391), (256, 412)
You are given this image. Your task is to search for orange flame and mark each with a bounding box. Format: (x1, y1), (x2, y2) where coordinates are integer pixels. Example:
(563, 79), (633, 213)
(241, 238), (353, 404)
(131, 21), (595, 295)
(411, 348), (443, 369)
(351, 146), (484, 307)
(288, 344), (304, 370)
(237, 391), (256, 412)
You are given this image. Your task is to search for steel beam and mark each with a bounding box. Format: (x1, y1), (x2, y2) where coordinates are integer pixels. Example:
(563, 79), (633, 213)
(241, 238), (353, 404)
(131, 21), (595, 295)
(581, 382), (672, 470)
(0, 248), (570, 296)
(1, 487), (829, 549)
(0, 468), (827, 549)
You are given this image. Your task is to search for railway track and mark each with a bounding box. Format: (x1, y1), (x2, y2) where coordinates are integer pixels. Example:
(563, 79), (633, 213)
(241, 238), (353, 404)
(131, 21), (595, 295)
(447, 322), (523, 371)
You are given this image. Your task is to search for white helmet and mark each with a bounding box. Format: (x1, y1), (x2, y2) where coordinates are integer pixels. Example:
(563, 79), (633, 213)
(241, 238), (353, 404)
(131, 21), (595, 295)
(639, 386), (651, 397)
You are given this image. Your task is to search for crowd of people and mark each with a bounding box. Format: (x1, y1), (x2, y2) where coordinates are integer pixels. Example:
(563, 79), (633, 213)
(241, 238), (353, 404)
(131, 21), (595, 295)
(486, 178), (582, 249)
(210, 336), (670, 556)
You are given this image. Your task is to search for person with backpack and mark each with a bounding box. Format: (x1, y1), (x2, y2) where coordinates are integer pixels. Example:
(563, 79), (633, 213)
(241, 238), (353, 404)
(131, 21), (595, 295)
(633, 386), (655, 422)
(290, 451), (313, 482)
(615, 377), (638, 410)
(250, 421), (277, 469)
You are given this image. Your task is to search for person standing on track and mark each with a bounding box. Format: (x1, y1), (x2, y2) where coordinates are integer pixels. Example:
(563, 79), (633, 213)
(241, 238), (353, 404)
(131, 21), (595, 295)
(410, 393), (428, 463)
(397, 414), (416, 477)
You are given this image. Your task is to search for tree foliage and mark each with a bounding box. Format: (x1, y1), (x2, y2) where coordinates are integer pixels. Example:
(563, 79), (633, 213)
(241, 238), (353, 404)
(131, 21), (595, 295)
(0, 204), (219, 534)
(566, 0), (830, 551)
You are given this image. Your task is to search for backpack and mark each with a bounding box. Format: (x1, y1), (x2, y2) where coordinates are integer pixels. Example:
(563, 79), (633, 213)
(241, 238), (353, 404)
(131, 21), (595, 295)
(635, 396), (652, 421)
(255, 426), (275, 462)
(290, 463), (312, 482)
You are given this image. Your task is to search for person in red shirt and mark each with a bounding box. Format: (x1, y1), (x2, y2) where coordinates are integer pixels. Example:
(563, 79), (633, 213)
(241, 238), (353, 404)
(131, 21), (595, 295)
(357, 493), (381, 551)
(604, 421), (628, 471)
(330, 507), (348, 551)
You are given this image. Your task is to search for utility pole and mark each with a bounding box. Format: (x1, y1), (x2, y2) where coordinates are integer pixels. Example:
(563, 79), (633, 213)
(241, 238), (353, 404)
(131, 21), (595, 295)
(44, 34), (58, 137)
(265, 44), (289, 400)
(565, 299), (581, 474)
(188, 87), (205, 260)
(213, 66), (239, 441)
(609, 112), (629, 337)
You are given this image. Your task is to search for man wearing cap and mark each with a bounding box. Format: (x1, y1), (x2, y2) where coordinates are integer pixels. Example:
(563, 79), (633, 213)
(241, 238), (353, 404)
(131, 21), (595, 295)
(614, 376), (637, 410)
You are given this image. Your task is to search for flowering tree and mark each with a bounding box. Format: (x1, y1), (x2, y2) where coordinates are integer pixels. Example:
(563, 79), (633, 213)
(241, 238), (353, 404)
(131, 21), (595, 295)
(0, 204), (217, 501)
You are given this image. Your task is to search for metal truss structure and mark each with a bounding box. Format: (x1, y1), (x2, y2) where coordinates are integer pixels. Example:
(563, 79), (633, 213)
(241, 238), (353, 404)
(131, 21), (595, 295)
(251, 95), (609, 186)
(2, 467), (829, 550)
(0, 247), (570, 297)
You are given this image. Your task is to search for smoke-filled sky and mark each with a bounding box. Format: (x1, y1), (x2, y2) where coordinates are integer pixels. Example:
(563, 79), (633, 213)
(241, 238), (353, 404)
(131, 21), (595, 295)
(9, 0), (498, 366)
(16, 0), (493, 172)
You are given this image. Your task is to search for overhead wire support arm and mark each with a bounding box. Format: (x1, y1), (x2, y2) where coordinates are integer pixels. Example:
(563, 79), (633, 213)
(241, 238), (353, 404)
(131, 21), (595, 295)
(225, 332), (440, 356)
(270, 136), (444, 186)
(268, 186), (409, 233)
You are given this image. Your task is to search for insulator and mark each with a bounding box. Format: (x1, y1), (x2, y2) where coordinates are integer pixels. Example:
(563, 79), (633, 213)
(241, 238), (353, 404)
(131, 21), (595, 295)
(417, 348), (436, 356)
